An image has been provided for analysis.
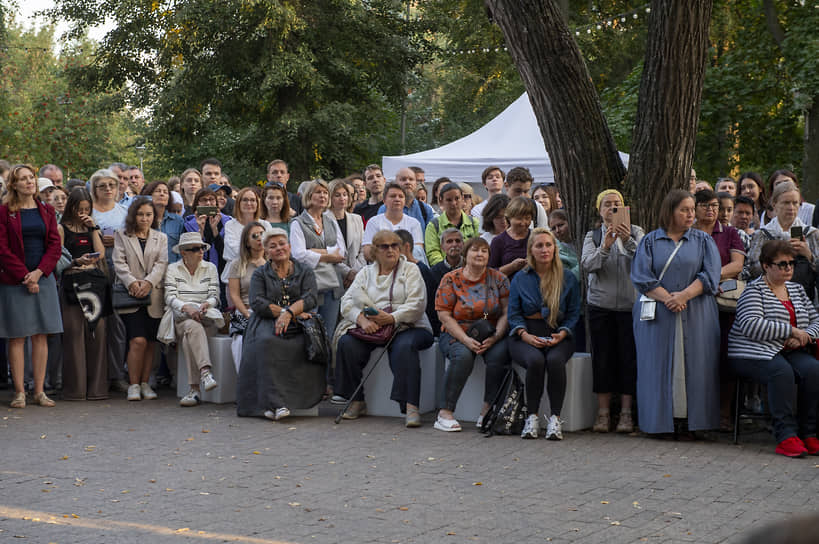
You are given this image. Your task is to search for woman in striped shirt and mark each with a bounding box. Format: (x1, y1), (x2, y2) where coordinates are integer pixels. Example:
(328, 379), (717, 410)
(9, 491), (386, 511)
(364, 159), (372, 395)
(727, 239), (819, 458)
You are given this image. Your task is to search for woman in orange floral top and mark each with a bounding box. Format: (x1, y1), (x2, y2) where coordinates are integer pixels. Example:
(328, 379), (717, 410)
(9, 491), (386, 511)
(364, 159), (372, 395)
(434, 236), (510, 432)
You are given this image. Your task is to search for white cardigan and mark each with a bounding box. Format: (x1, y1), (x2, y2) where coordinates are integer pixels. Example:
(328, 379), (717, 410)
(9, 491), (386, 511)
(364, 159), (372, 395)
(334, 256), (431, 342)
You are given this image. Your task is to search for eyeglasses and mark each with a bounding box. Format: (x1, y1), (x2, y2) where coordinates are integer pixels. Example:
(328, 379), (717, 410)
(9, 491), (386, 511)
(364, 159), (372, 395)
(696, 203), (720, 210)
(183, 246), (206, 253)
(97, 183), (116, 190)
(251, 232), (263, 240)
(773, 260), (796, 270)
(376, 243), (400, 251)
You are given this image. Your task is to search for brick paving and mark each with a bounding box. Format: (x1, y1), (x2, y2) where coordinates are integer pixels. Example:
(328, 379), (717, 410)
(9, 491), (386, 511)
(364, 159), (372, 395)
(1, 393), (817, 543)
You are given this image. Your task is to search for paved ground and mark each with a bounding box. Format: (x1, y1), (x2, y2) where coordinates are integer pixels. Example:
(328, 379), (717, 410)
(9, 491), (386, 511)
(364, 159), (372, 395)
(1, 392), (817, 544)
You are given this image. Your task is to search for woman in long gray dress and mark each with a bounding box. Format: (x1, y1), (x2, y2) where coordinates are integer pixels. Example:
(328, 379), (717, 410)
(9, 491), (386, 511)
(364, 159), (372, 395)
(631, 190), (721, 435)
(236, 228), (324, 421)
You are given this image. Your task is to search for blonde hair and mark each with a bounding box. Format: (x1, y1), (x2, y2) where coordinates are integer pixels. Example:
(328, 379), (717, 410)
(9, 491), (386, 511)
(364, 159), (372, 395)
(233, 187), (262, 222)
(526, 227), (563, 328)
(3, 164), (39, 212)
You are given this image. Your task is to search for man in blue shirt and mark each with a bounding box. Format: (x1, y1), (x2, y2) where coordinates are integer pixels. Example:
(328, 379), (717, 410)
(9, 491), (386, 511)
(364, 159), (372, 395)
(378, 167), (434, 230)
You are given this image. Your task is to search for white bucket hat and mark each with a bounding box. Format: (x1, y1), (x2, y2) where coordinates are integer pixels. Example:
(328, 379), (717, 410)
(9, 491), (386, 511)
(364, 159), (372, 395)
(172, 231), (211, 254)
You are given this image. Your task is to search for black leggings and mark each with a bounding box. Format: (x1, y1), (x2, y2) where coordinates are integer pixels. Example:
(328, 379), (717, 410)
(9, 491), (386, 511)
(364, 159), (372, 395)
(508, 334), (574, 415)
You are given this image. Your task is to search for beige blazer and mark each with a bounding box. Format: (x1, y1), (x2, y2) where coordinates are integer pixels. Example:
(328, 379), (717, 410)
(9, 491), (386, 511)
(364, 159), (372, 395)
(113, 229), (169, 318)
(337, 211), (366, 276)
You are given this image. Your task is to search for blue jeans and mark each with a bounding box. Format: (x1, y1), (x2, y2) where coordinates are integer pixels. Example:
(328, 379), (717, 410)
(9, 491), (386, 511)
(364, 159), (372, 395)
(335, 328), (434, 410)
(729, 350), (819, 442)
(438, 332), (509, 412)
(317, 290), (340, 340)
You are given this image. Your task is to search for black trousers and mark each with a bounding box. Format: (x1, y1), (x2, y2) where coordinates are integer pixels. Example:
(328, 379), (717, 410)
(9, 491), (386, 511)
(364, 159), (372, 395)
(587, 306), (637, 395)
(508, 334), (574, 415)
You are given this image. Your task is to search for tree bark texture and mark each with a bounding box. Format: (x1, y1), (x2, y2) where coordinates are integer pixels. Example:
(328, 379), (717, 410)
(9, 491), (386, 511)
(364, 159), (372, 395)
(804, 99), (819, 195)
(626, 0), (713, 230)
(484, 0), (626, 252)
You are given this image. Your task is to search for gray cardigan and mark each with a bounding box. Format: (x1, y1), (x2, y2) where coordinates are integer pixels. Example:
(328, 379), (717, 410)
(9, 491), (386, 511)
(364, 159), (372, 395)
(580, 225), (644, 312)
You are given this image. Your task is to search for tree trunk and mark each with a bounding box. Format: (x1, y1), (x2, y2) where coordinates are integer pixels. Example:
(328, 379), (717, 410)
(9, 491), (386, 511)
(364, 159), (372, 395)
(803, 98), (819, 198)
(484, 0), (626, 252)
(626, 0), (713, 230)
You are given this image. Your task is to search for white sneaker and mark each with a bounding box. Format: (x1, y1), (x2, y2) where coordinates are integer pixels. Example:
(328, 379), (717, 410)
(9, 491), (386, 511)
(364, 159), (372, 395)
(476, 414), (484, 429)
(201, 371), (218, 392)
(521, 414), (540, 439)
(127, 384), (141, 401)
(275, 407), (290, 421)
(140, 382), (157, 400)
(179, 390), (201, 407)
(545, 415), (563, 441)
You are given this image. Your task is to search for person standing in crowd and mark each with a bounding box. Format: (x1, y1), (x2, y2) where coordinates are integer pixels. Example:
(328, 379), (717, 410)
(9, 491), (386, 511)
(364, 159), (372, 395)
(747, 181), (819, 300)
(378, 168), (434, 231)
(424, 182), (480, 266)
(470, 166), (505, 225)
(503, 167), (550, 229)
(184, 188), (231, 286)
(58, 188), (109, 401)
(290, 179), (346, 338)
(237, 228), (323, 421)
(0, 164), (63, 408)
(728, 240), (819, 457)
(459, 183), (477, 215)
(531, 183), (556, 216)
(581, 189), (644, 433)
(179, 168), (203, 217)
(327, 179), (366, 289)
(353, 164), (386, 224)
(114, 197), (168, 401)
(211, 184), (234, 217)
(334, 230), (434, 426)
(715, 177), (737, 197)
(222, 187), (272, 269)
(141, 181), (185, 263)
(480, 194), (510, 244)
(363, 183), (425, 263)
(764, 169), (813, 226)
(425, 228), (464, 336)
(37, 178), (56, 207)
(165, 231), (221, 407)
(631, 189), (721, 436)
(50, 186), (69, 223)
(261, 182), (292, 232)
(717, 192), (735, 227)
(435, 237), (510, 432)
(415, 185), (428, 205)
(39, 164), (63, 188)
(508, 228), (581, 440)
(199, 158), (223, 187)
(346, 173), (367, 210)
(90, 168), (130, 393)
(488, 196), (535, 279)
(738, 172), (766, 228)
(267, 159), (303, 216)
(227, 222), (267, 372)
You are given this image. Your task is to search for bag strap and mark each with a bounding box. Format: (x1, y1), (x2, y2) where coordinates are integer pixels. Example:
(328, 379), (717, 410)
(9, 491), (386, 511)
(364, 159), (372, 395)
(387, 260), (399, 307)
(658, 239), (684, 283)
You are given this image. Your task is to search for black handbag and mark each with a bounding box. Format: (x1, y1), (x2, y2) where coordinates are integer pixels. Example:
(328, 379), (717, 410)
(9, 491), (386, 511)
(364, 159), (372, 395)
(112, 282), (150, 310)
(465, 275), (496, 342)
(480, 368), (529, 437)
(298, 314), (331, 365)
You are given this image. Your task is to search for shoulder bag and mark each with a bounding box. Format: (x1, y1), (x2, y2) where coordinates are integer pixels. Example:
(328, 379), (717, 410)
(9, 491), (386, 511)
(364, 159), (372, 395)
(466, 273), (496, 342)
(112, 282), (151, 310)
(348, 263), (399, 345)
(639, 239), (683, 321)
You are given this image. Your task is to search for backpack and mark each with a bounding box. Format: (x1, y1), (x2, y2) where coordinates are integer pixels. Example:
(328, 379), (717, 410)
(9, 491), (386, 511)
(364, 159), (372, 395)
(480, 368), (529, 437)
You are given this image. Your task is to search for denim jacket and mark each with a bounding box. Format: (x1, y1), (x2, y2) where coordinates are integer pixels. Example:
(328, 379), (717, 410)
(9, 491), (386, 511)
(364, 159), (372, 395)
(507, 266), (580, 337)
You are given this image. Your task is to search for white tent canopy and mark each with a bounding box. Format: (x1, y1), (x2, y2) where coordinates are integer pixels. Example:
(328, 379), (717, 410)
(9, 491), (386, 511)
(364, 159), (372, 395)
(382, 92), (627, 188)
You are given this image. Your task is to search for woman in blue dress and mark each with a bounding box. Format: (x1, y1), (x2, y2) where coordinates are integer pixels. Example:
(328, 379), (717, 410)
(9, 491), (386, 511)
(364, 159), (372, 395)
(631, 189), (721, 435)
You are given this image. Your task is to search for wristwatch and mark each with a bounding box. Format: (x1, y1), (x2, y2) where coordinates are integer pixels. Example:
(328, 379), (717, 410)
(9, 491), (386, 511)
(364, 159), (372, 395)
(283, 306), (295, 318)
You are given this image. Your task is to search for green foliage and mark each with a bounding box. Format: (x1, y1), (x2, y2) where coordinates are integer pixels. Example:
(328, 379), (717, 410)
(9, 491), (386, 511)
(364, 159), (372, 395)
(0, 21), (140, 177)
(47, 0), (425, 186)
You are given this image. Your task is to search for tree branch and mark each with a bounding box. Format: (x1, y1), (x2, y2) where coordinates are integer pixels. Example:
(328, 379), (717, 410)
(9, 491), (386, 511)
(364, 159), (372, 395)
(762, 0), (785, 47)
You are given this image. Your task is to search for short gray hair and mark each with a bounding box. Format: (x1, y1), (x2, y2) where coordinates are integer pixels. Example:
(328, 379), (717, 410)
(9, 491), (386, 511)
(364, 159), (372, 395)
(88, 169), (119, 201)
(440, 227), (463, 245)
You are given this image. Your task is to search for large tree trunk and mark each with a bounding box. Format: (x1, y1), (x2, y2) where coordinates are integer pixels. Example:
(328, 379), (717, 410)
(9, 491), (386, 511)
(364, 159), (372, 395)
(626, 0), (713, 229)
(484, 0), (626, 251)
(804, 99), (819, 197)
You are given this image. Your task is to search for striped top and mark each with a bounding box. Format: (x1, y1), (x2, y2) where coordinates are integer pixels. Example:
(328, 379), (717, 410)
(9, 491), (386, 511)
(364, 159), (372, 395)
(727, 277), (819, 360)
(164, 259), (220, 318)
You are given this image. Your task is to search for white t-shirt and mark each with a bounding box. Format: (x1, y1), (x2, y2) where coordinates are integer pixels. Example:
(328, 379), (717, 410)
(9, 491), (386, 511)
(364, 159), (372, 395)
(221, 218), (273, 283)
(363, 213), (426, 263)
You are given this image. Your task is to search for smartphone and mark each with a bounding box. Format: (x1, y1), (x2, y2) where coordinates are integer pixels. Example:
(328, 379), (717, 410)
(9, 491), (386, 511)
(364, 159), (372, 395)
(102, 227), (114, 236)
(197, 206), (219, 217)
(611, 206), (631, 230)
(719, 279), (738, 292)
(363, 306), (379, 316)
(86, 252), (101, 259)
(790, 226), (803, 239)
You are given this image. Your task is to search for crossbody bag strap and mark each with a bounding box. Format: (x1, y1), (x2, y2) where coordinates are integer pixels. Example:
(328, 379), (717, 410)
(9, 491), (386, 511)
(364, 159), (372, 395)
(657, 239), (684, 283)
(387, 260), (399, 308)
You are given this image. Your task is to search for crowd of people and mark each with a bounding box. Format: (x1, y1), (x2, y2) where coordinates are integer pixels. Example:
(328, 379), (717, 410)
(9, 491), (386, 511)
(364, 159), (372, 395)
(1, 158), (818, 458)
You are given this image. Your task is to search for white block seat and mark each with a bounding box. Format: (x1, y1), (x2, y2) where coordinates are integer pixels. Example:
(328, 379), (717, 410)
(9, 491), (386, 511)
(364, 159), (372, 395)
(176, 335), (237, 404)
(360, 344), (438, 417)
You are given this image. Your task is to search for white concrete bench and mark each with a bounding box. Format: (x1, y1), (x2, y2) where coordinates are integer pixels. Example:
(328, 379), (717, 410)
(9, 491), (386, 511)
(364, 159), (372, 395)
(176, 335), (237, 404)
(444, 352), (596, 432)
(361, 344), (438, 417)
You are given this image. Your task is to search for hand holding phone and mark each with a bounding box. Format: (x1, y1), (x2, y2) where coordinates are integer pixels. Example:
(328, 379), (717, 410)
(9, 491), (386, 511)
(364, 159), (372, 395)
(363, 306), (379, 316)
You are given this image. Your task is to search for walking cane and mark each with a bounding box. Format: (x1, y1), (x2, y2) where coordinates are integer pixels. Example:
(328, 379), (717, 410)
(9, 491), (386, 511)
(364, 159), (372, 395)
(334, 325), (405, 424)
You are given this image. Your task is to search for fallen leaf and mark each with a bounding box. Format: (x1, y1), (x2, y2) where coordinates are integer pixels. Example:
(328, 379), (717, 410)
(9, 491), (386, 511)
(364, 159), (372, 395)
(399, 507), (409, 511)
(375, 508), (385, 513)
(60, 456), (69, 460)
(663, 474), (671, 478)
(201, 429), (210, 433)
(446, 532), (456, 535)
(472, 482), (483, 486)
(288, 502), (301, 507)
(175, 528), (190, 533)
(185, 438), (194, 442)
(252, 451), (262, 455)
(610, 521), (621, 526)
(148, 479), (156, 483)
(40, 434), (47, 439)
(600, 501), (609, 504)
(165, 488), (174, 492)
(71, 514), (80, 519)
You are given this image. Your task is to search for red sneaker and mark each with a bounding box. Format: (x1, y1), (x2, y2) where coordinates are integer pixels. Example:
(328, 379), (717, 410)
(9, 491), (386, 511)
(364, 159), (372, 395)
(802, 436), (819, 455)
(775, 436), (808, 458)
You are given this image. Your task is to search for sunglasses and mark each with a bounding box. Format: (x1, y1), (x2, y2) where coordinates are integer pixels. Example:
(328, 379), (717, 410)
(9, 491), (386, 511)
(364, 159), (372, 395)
(183, 246), (206, 253)
(97, 183), (116, 190)
(773, 260), (796, 270)
(376, 243), (400, 251)
(251, 232), (263, 240)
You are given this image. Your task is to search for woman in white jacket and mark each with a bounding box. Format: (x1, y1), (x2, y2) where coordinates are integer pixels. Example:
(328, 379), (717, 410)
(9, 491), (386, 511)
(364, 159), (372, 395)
(333, 229), (433, 427)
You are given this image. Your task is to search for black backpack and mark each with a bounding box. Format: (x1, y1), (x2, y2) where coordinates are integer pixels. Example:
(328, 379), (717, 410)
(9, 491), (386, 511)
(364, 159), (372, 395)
(480, 368), (529, 437)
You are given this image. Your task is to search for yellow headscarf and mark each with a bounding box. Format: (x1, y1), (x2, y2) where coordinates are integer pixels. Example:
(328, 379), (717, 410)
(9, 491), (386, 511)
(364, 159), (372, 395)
(595, 189), (625, 211)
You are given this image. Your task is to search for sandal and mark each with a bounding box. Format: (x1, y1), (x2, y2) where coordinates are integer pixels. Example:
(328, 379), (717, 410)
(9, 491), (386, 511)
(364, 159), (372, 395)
(34, 392), (56, 407)
(10, 392), (25, 409)
(433, 415), (461, 432)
